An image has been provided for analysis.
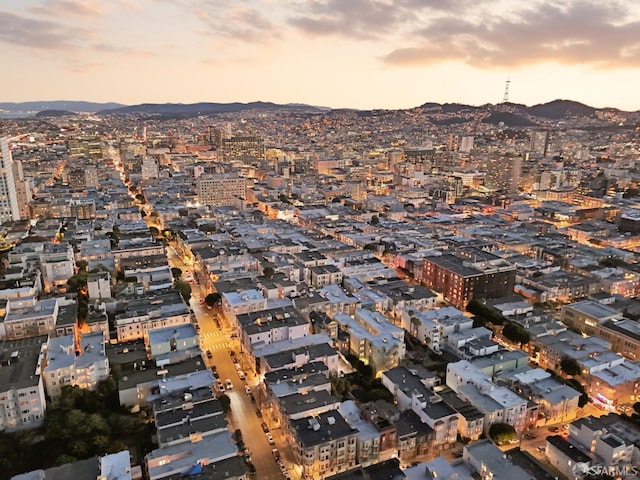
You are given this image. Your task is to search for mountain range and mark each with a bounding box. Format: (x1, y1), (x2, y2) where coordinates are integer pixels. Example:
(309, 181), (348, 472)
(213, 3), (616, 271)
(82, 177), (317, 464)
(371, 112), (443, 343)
(0, 99), (627, 124)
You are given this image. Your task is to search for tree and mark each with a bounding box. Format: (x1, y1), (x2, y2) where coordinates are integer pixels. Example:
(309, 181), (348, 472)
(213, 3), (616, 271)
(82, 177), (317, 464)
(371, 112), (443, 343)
(488, 423), (516, 444)
(174, 280), (192, 303)
(370, 215), (379, 226)
(171, 267), (183, 280)
(263, 266), (275, 279)
(135, 193), (146, 204)
(560, 357), (582, 377)
(502, 322), (530, 345)
(149, 226), (160, 238)
(76, 259), (89, 272)
(205, 293), (221, 306)
(410, 317), (421, 338)
(218, 394), (231, 413)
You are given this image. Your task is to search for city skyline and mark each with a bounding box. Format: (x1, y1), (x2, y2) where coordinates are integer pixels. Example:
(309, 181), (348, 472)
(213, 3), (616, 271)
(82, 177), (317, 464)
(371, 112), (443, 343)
(2, 0), (640, 110)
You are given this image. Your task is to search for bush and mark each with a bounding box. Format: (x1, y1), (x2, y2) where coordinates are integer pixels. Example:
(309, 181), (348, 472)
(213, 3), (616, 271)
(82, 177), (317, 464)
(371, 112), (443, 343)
(489, 423), (516, 444)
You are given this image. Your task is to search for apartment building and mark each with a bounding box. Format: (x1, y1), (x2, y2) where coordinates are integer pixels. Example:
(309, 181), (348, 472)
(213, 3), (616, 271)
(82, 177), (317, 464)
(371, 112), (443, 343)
(334, 310), (406, 375)
(43, 332), (109, 403)
(289, 411), (358, 479)
(421, 250), (515, 309)
(0, 336), (47, 431)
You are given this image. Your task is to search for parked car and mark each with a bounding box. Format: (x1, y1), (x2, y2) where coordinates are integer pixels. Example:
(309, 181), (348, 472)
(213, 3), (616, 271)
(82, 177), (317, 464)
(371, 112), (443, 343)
(272, 448), (280, 461)
(238, 371), (246, 380)
(266, 432), (275, 444)
(206, 350), (213, 359)
(278, 460), (286, 472)
(261, 422), (269, 433)
(548, 426), (559, 433)
(244, 385), (251, 395)
(250, 394), (255, 403)
(225, 379), (233, 390)
(255, 409), (262, 418)
(216, 380), (225, 393)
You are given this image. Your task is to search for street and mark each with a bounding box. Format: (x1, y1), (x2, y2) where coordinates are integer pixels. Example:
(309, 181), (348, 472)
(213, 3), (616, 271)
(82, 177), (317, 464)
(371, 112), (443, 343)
(166, 244), (293, 480)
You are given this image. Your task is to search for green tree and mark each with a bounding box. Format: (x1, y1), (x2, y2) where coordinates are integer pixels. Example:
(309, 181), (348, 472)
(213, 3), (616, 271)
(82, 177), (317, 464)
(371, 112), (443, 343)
(205, 293), (221, 306)
(410, 317), (421, 338)
(560, 357), (582, 377)
(171, 267), (183, 280)
(502, 322), (530, 345)
(263, 266), (275, 279)
(135, 193), (146, 203)
(488, 423), (516, 444)
(218, 394), (231, 413)
(174, 280), (192, 302)
(370, 215), (379, 226)
(76, 259), (89, 272)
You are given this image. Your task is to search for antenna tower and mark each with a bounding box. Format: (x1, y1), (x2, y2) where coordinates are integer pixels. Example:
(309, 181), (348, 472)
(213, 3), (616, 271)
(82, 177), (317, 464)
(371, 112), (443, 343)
(503, 78), (510, 103)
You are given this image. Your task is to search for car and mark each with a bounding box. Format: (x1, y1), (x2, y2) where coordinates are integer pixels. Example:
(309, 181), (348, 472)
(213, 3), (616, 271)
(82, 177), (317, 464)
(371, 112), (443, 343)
(244, 449), (251, 461)
(250, 394), (255, 403)
(261, 422), (269, 433)
(206, 350), (213, 359)
(255, 409), (263, 418)
(245, 385), (251, 395)
(524, 433), (535, 439)
(283, 474), (291, 480)
(278, 461), (286, 472)
(211, 365), (218, 375)
(235, 363), (243, 372)
(225, 379), (233, 390)
(216, 381), (225, 393)
(537, 445), (546, 452)
(238, 371), (246, 380)
(229, 350), (236, 357)
(266, 432), (275, 444)
(548, 426), (559, 433)
(272, 448), (280, 461)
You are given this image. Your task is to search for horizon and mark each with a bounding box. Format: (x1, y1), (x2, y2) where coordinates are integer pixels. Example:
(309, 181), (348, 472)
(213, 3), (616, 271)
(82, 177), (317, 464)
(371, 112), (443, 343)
(0, 97), (630, 113)
(3, 0), (640, 111)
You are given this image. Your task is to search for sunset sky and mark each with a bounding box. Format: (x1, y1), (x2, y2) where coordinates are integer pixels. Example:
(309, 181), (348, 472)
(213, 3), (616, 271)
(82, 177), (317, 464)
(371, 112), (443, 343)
(2, 0), (640, 110)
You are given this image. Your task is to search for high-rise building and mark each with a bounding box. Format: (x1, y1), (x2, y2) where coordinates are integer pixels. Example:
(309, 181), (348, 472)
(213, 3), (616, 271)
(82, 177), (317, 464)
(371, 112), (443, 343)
(196, 173), (246, 206)
(529, 130), (549, 156)
(485, 154), (522, 193)
(0, 138), (21, 223)
(141, 156), (159, 180)
(222, 136), (265, 165)
(460, 136), (474, 153)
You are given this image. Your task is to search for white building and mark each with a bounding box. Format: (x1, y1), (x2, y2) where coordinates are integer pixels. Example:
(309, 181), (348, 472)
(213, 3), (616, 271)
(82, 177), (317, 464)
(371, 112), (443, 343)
(196, 173), (246, 207)
(43, 332), (109, 403)
(0, 336), (47, 431)
(87, 271), (112, 299)
(0, 138), (21, 223)
(334, 309), (405, 375)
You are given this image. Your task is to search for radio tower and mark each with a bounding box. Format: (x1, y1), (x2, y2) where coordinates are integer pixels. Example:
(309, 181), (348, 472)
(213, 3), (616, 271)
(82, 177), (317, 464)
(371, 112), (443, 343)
(503, 78), (511, 103)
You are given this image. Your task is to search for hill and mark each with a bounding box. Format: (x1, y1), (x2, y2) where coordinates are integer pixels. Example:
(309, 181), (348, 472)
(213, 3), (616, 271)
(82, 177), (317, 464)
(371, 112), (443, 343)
(528, 99), (596, 119)
(482, 111), (536, 126)
(34, 110), (77, 117)
(98, 101), (324, 116)
(0, 101), (125, 113)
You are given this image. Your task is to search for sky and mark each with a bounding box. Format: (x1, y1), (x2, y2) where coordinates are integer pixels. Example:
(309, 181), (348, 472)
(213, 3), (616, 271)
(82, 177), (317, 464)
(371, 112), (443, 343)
(2, 0), (640, 110)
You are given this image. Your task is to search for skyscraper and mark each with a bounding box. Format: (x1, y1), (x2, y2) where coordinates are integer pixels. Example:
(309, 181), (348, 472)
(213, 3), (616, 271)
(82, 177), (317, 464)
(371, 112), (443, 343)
(0, 138), (21, 223)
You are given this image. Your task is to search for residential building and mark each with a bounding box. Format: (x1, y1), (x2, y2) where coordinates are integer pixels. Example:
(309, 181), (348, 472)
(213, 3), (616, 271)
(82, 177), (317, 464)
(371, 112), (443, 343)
(421, 250), (515, 309)
(196, 173), (246, 206)
(0, 335), (47, 431)
(0, 138), (21, 223)
(43, 332), (109, 404)
(334, 310), (405, 375)
(288, 410), (358, 479)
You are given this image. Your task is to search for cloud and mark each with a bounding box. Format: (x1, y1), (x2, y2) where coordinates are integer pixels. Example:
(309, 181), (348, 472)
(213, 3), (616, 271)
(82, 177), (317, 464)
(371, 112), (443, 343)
(287, 0), (483, 40)
(195, 4), (281, 42)
(382, 0), (640, 68)
(0, 11), (84, 50)
(30, 0), (104, 18)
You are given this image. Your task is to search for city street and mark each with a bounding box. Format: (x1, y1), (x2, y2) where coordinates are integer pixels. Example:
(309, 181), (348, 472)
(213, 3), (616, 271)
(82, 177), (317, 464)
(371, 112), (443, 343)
(165, 244), (293, 480)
